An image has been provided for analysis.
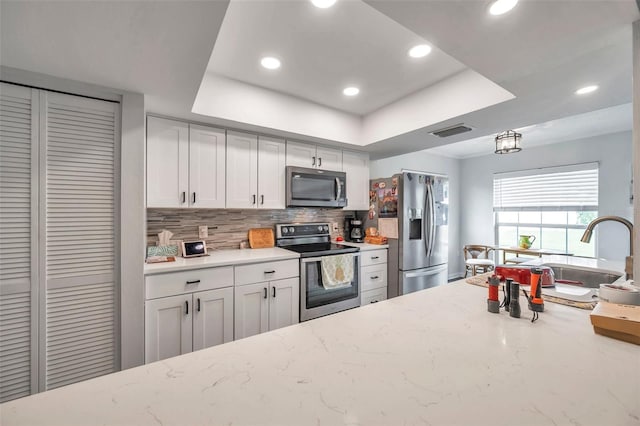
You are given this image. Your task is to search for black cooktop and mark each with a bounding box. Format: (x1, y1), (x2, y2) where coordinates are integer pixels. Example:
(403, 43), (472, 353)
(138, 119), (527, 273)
(283, 243), (359, 258)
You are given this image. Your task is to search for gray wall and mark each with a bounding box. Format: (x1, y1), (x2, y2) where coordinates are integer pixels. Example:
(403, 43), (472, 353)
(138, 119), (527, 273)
(371, 131), (632, 278)
(370, 152), (462, 279)
(459, 131), (633, 272)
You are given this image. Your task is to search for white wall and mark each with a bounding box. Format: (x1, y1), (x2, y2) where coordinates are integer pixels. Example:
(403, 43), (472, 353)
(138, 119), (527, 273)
(370, 152), (462, 279)
(460, 131), (633, 266)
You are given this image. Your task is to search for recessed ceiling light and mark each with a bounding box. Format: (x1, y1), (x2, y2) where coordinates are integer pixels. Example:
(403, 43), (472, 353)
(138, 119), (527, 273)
(260, 57), (281, 70)
(343, 87), (360, 96)
(408, 44), (432, 58)
(311, 0), (336, 8)
(575, 85), (599, 95)
(489, 0), (519, 15)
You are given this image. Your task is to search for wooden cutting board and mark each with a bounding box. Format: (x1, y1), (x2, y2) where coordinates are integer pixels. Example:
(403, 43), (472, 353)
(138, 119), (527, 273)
(248, 228), (275, 249)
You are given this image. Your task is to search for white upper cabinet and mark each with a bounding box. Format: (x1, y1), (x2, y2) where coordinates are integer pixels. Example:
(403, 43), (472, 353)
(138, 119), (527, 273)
(286, 140), (342, 171)
(147, 117), (189, 208)
(226, 131), (258, 208)
(285, 141), (317, 169)
(342, 150), (370, 211)
(316, 146), (343, 171)
(189, 124), (226, 208)
(257, 136), (286, 209)
(227, 131), (286, 209)
(147, 117), (225, 208)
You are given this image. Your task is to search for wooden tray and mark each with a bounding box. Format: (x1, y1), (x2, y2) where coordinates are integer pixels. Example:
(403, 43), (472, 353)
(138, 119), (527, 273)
(248, 228), (275, 249)
(590, 302), (640, 345)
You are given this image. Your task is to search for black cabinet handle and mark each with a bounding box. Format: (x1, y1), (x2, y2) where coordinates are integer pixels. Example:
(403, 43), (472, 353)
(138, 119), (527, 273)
(261, 195), (264, 205)
(312, 156), (316, 166)
(181, 192), (186, 203)
(252, 194), (256, 205)
(264, 270), (276, 274)
(371, 276), (379, 280)
(371, 256), (379, 260)
(185, 300), (189, 315)
(272, 286), (276, 298)
(192, 192), (196, 203)
(197, 298), (201, 312)
(263, 287), (268, 299)
(186, 280), (200, 285)
(318, 157), (322, 167)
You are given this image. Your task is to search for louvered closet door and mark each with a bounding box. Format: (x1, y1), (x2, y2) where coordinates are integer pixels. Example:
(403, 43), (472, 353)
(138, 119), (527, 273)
(42, 91), (119, 390)
(0, 83), (38, 402)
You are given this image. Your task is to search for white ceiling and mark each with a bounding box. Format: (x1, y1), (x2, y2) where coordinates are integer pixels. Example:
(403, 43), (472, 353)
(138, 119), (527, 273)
(427, 103), (633, 159)
(0, 0), (638, 159)
(208, 0), (467, 115)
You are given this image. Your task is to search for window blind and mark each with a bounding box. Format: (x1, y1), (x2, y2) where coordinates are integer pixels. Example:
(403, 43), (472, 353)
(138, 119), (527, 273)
(493, 163), (598, 211)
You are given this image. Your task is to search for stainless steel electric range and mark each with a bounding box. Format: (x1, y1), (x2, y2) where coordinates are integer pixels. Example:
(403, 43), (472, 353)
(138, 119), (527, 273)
(275, 223), (361, 321)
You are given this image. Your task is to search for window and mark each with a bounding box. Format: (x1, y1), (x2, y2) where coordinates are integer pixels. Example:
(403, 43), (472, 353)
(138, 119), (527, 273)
(493, 163), (598, 257)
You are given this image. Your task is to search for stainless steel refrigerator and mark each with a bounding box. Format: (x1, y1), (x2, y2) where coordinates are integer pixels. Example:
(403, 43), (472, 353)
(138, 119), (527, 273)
(365, 171), (449, 298)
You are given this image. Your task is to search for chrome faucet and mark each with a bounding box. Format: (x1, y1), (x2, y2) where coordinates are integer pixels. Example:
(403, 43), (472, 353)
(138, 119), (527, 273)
(580, 216), (633, 280)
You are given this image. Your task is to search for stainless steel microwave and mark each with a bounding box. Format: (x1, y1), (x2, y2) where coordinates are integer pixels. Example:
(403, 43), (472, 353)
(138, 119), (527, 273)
(286, 166), (347, 208)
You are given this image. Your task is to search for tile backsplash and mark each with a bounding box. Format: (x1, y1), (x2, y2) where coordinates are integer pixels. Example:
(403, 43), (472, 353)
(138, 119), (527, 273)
(147, 208), (350, 251)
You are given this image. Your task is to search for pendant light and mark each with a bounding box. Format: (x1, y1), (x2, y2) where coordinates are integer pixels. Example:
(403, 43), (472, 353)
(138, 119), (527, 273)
(494, 130), (522, 154)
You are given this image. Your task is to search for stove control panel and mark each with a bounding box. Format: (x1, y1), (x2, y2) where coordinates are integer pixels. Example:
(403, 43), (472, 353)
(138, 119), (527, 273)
(275, 223), (331, 239)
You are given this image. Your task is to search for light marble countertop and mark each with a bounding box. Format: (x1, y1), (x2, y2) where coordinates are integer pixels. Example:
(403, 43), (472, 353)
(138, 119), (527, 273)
(335, 241), (389, 251)
(144, 247), (300, 275)
(3, 279), (639, 426)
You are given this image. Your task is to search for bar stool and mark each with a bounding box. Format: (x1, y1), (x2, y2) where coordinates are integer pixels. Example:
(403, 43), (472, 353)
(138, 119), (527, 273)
(463, 245), (495, 277)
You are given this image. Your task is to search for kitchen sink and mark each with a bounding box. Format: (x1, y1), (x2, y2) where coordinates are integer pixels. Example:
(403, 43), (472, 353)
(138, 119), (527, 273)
(547, 265), (622, 288)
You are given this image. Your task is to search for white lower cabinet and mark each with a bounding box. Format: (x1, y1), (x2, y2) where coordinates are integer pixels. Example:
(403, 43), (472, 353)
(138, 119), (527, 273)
(360, 249), (388, 306)
(145, 294), (192, 362)
(144, 267), (234, 363)
(234, 260), (300, 340)
(145, 288), (234, 363)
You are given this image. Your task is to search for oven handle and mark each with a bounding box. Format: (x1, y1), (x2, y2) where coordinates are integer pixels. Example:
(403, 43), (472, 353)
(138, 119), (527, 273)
(301, 253), (361, 263)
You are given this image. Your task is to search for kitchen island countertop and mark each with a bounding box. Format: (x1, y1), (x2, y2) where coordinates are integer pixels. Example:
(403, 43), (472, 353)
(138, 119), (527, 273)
(2, 279), (638, 425)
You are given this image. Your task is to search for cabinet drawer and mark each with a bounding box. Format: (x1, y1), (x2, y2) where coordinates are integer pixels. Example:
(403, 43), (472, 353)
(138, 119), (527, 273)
(146, 267), (234, 300)
(360, 287), (387, 306)
(361, 249), (387, 267)
(235, 259), (299, 286)
(361, 264), (387, 291)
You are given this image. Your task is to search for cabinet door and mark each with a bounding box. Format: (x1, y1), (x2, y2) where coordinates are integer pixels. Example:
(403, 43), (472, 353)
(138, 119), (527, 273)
(342, 150), (370, 210)
(234, 282), (269, 340)
(268, 278), (300, 331)
(286, 141), (316, 168)
(145, 294), (192, 363)
(189, 124), (226, 208)
(316, 146), (342, 171)
(226, 131), (258, 208)
(192, 287), (234, 352)
(257, 136), (286, 209)
(147, 117), (189, 208)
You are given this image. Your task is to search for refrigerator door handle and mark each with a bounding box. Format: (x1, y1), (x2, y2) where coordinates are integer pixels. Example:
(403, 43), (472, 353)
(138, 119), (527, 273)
(427, 181), (436, 258)
(404, 267), (446, 278)
(423, 183), (430, 257)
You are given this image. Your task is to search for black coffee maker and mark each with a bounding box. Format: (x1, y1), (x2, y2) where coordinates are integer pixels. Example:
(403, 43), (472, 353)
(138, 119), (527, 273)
(344, 216), (364, 243)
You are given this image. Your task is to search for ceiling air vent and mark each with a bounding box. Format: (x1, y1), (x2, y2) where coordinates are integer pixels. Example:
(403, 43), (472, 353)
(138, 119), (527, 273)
(430, 124), (473, 138)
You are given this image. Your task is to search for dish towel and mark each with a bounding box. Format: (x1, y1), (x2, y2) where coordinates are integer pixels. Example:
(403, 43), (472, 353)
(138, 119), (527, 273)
(320, 254), (354, 289)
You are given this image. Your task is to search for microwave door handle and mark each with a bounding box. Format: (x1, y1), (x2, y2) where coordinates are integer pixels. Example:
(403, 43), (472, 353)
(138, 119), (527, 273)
(335, 177), (342, 201)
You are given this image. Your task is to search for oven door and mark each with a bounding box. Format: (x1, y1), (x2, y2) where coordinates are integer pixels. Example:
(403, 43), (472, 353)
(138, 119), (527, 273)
(300, 254), (360, 322)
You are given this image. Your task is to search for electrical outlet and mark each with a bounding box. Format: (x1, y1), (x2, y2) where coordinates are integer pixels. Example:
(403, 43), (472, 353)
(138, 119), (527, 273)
(331, 222), (339, 232)
(198, 226), (208, 239)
